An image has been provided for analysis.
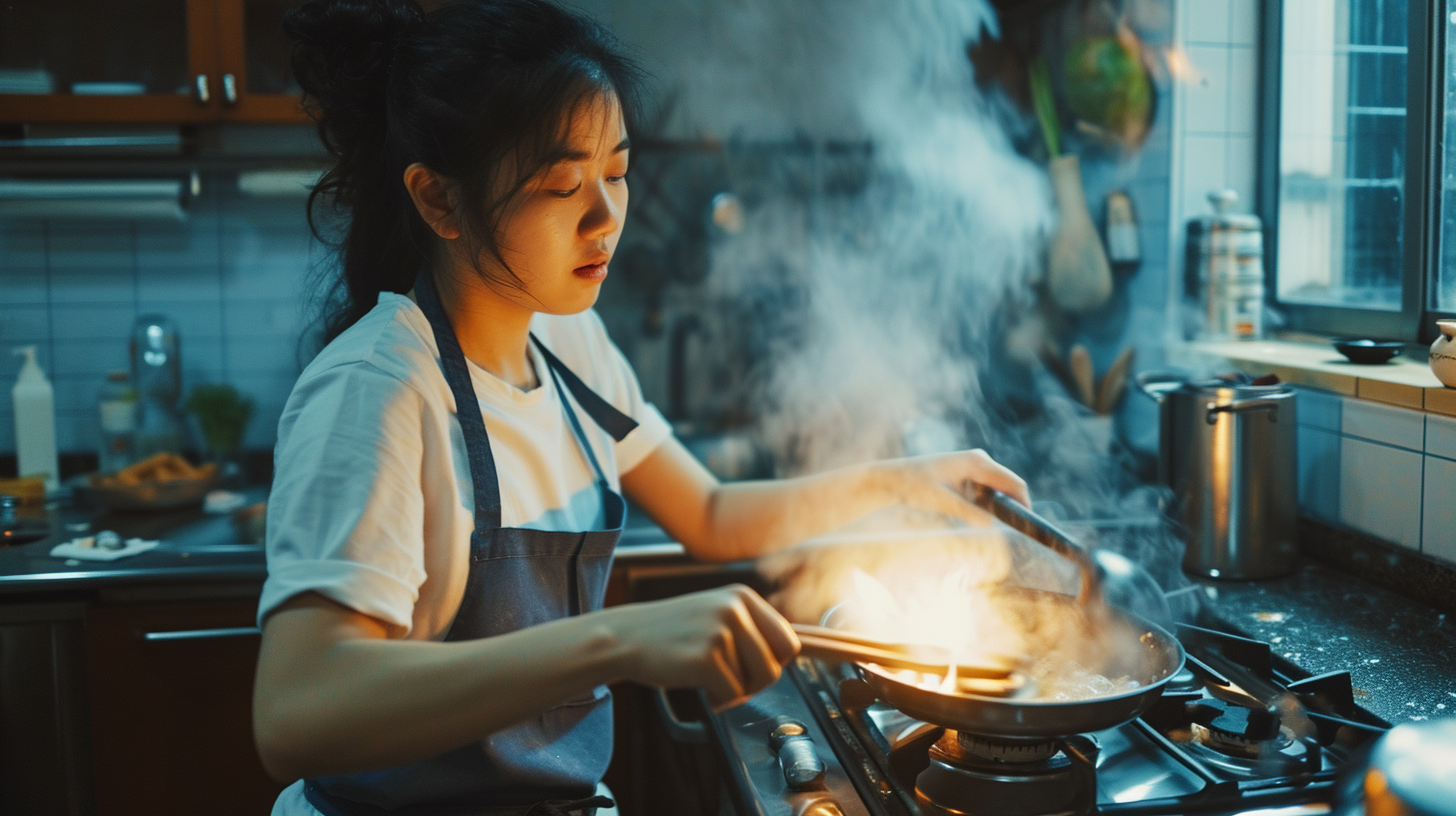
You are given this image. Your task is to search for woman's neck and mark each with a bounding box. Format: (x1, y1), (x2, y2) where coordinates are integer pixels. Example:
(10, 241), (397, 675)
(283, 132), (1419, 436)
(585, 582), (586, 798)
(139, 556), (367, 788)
(432, 269), (539, 391)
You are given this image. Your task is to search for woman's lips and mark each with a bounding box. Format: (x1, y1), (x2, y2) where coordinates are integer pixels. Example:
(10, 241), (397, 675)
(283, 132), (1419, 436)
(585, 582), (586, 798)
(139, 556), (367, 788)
(573, 261), (608, 282)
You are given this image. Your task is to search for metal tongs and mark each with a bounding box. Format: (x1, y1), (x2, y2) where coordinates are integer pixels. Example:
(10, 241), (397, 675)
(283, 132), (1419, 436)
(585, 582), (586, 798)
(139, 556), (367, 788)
(965, 483), (1102, 608)
(792, 624), (1018, 679)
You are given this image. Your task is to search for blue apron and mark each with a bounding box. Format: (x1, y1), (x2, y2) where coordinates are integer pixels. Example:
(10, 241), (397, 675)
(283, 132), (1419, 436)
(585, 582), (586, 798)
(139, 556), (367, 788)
(302, 273), (636, 816)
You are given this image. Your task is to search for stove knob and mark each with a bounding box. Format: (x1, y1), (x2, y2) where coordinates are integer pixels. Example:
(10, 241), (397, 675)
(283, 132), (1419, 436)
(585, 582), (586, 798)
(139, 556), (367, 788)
(794, 798), (845, 816)
(770, 719), (825, 791)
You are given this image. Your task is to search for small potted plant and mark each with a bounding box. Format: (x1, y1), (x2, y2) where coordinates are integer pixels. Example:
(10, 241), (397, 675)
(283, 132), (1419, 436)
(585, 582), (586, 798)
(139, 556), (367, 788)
(185, 383), (255, 482)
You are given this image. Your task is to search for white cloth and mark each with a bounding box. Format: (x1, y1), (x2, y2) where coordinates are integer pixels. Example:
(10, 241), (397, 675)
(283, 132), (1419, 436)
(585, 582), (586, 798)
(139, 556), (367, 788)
(257, 293), (671, 640)
(50, 536), (159, 561)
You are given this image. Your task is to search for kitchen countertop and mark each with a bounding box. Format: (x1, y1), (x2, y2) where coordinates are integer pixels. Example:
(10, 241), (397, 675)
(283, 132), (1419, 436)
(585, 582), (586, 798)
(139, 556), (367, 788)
(4, 498), (1454, 726)
(0, 489), (271, 595)
(0, 493), (684, 596)
(1196, 559), (1456, 726)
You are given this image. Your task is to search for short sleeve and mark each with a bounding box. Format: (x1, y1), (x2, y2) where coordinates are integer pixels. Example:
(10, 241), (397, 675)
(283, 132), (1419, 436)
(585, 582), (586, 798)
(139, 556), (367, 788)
(257, 361), (430, 637)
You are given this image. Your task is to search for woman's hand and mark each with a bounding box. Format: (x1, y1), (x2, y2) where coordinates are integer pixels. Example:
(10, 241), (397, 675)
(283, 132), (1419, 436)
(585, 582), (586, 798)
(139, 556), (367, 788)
(868, 448), (1030, 527)
(603, 584), (799, 710)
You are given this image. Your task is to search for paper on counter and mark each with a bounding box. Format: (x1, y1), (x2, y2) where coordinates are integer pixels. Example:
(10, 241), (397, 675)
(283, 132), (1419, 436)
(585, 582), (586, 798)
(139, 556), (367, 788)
(50, 535), (161, 562)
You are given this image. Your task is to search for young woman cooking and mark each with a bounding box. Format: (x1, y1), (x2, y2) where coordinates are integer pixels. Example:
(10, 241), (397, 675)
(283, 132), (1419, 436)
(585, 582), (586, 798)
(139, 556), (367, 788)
(252, 1), (1030, 814)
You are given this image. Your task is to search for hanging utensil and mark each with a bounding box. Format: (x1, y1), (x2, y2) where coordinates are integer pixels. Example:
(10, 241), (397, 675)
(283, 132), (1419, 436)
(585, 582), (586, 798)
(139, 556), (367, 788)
(1029, 57), (1114, 313)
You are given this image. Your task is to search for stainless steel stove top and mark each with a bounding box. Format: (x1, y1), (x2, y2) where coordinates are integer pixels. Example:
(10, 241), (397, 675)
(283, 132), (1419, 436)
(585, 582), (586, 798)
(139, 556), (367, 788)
(702, 622), (1389, 816)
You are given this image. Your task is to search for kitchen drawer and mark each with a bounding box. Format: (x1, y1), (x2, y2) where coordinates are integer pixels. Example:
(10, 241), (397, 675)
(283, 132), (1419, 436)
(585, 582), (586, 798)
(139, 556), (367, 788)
(85, 598), (281, 815)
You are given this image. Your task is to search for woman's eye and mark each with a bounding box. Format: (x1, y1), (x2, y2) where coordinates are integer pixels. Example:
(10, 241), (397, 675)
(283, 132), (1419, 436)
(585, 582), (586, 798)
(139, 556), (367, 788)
(606, 175), (626, 184)
(548, 185), (581, 198)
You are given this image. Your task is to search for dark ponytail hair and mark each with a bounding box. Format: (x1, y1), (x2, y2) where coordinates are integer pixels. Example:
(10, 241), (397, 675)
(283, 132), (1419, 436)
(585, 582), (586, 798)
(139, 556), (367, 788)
(283, 0), (645, 343)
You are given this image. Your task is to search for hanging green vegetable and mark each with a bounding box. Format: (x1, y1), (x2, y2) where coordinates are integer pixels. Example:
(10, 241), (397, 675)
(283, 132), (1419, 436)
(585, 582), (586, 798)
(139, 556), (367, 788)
(1062, 32), (1154, 149)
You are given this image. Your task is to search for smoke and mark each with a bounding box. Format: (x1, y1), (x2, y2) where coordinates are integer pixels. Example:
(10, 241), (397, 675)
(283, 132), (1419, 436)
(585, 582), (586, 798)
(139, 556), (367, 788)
(675, 0), (1052, 472)
(639, 0), (1197, 624)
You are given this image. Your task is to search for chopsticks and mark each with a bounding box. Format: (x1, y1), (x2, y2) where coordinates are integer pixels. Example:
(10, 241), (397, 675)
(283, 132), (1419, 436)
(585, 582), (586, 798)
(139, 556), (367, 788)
(791, 623), (1016, 680)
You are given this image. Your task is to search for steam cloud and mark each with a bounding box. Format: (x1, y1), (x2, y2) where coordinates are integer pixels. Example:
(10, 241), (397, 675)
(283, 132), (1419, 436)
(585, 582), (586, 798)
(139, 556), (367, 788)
(633, 0), (1196, 625)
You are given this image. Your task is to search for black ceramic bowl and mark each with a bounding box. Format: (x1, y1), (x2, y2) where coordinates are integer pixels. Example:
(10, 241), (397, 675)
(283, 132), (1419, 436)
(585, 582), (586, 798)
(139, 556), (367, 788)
(1333, 339), (1405, 365)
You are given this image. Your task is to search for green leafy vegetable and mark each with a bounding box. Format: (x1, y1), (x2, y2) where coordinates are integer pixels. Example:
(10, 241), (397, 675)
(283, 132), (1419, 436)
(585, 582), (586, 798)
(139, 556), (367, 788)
(185, 383), (254, 456)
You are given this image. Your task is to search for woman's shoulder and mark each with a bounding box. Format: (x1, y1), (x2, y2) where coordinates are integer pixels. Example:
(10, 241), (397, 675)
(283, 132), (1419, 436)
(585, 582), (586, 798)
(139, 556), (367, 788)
(299, 294), (442, 394)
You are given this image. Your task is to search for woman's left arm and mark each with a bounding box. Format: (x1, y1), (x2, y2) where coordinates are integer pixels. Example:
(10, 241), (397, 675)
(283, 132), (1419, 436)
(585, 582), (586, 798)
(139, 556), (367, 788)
(621, 437), (1029, 562)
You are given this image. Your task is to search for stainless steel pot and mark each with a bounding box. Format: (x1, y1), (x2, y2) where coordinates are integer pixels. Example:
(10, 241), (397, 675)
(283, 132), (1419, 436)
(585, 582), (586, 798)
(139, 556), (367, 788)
(1137, 373), (1298, 579)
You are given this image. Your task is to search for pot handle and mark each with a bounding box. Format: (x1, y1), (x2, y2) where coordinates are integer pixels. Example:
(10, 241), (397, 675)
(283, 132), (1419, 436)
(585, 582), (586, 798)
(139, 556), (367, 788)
(1205, 398), (1282, 425)
(1134, 370), (1186, 403)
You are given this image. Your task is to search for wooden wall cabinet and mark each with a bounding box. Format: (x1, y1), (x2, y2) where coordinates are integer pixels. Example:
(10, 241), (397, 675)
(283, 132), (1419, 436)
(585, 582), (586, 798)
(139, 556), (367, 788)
(0, 0), (305, 124)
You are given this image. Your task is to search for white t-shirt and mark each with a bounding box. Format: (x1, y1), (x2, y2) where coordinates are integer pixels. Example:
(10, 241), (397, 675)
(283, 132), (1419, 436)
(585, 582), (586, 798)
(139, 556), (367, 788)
(257, 292), (672, 639)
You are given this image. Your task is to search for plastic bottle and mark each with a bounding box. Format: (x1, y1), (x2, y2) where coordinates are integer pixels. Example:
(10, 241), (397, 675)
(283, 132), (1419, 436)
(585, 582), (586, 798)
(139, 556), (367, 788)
(97, 370), (138, 473)
(11, 346), (58, 491)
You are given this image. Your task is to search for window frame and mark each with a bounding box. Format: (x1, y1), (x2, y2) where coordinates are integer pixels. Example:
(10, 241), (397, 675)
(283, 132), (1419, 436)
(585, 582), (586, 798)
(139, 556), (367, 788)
(1259, 0), (1453, 344)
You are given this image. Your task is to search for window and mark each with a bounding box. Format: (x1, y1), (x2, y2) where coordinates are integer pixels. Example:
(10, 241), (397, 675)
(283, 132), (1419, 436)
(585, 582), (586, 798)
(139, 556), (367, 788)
(1263, 0), (1447, 341)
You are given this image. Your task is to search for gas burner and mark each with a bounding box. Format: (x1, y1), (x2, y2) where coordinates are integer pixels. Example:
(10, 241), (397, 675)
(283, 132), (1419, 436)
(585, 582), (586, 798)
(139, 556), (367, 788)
(1180, 725), (1319, 779)
(913, 731), (1099, 816)
(956, 732), (1063, 763)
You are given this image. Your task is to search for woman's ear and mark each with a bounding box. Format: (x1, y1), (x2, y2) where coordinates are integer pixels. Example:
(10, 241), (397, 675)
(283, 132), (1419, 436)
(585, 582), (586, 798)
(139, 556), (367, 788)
(403, 163), (462, 240)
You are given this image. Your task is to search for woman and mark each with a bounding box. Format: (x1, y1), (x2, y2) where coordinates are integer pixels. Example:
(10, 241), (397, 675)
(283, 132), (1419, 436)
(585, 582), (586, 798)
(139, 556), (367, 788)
(252, 2), (1029, 814)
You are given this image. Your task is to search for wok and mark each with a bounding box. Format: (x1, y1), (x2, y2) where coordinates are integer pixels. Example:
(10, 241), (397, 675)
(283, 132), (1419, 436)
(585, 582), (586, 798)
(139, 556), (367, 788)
(824, 591), (1183, 738)
(820, 485), (1185, 739)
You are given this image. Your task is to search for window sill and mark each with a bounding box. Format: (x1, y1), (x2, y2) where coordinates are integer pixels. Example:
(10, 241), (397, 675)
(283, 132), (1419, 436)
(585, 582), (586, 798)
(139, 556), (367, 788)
(1188, 339), (1456, 416)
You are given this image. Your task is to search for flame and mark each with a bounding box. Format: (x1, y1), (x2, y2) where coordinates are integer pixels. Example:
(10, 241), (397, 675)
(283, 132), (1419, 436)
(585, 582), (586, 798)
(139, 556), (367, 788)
(837, 567), (1027, 693)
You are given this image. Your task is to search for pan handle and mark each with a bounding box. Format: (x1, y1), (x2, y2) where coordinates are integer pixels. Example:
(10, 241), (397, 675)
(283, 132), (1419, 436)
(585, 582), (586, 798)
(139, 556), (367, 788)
(966, 484), (1101, 608)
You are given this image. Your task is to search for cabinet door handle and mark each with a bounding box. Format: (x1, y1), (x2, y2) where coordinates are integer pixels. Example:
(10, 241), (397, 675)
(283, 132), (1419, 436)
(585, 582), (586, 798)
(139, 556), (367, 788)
(222, 73), (238, 105)
(142, 626), (260, 642)
(194, 74), (211, 104)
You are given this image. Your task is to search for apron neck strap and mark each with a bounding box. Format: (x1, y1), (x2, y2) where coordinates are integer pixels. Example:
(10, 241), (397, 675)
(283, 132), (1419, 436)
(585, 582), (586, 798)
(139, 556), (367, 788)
(414, 272), (503, 532)
(529, 336), (639, 442)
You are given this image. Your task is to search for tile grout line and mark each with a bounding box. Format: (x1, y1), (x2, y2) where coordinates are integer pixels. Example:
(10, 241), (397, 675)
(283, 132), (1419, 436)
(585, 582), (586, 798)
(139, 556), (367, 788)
(217, 183), (230, 384)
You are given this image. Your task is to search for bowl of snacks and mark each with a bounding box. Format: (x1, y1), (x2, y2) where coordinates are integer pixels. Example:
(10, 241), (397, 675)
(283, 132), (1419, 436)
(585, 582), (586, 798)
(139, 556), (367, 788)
(73, 453), (219, 512)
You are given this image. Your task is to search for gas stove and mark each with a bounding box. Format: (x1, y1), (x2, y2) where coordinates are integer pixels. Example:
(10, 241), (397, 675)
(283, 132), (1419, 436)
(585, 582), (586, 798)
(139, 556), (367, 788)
(701, 622), (1390, 816)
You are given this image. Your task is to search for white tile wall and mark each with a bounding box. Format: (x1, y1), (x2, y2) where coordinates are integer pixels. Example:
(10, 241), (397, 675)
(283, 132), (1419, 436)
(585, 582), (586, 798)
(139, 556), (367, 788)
(1171, 0), (1263, 310)
(1342, 399), (1426, 451)
(1297, 388), (1343, 431)
(1297, 424), (1341, 523)
(1292, 387), (1456, 561)
(1423, 456), (1456, 564)
(1339, 436), (1423, 550)
(1426, 413), (1456, 460)
(1183, 0), (1232, 44)
(0, 177), (315, 455)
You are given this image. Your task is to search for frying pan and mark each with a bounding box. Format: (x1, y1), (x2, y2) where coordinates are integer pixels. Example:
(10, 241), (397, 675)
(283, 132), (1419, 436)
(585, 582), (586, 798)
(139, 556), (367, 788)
(822, 485), (1185, 739)
(825, 591), (1183, 738)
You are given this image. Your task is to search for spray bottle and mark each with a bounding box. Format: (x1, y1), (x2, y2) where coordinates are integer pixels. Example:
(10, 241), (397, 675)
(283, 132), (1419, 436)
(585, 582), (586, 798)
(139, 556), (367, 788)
(12, 346), (58, 491)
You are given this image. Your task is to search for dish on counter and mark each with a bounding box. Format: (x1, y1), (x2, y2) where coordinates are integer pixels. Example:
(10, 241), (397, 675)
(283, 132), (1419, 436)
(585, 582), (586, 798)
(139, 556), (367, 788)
(72, 453), (219, 512)
(1332, 338), (1405, 365)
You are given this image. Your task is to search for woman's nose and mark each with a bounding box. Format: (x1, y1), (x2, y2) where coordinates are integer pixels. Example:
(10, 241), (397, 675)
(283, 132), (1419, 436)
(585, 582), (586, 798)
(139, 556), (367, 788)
(580, 180), (625, 240)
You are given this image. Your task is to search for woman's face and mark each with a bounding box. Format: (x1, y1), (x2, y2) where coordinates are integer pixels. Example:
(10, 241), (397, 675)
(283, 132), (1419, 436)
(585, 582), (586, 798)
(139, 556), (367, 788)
(487, 94), (630, 316)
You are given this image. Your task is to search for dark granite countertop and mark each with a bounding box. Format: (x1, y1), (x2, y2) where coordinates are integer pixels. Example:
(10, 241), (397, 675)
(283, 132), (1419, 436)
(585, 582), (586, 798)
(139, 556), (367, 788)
(1196, 559), (1456, 726)
(0, 489), (271, 596)
(0, 493), (683, 598)
(4, 494), (1454, 730)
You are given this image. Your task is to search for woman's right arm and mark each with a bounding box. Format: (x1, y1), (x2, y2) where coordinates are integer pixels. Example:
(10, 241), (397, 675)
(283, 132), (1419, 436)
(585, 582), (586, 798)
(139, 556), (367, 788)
(252, 584), (797, 782)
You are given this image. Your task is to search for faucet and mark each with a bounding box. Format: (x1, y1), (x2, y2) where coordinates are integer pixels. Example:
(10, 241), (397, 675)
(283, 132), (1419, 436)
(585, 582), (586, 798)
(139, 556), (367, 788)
(668, 314), (705, 424)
